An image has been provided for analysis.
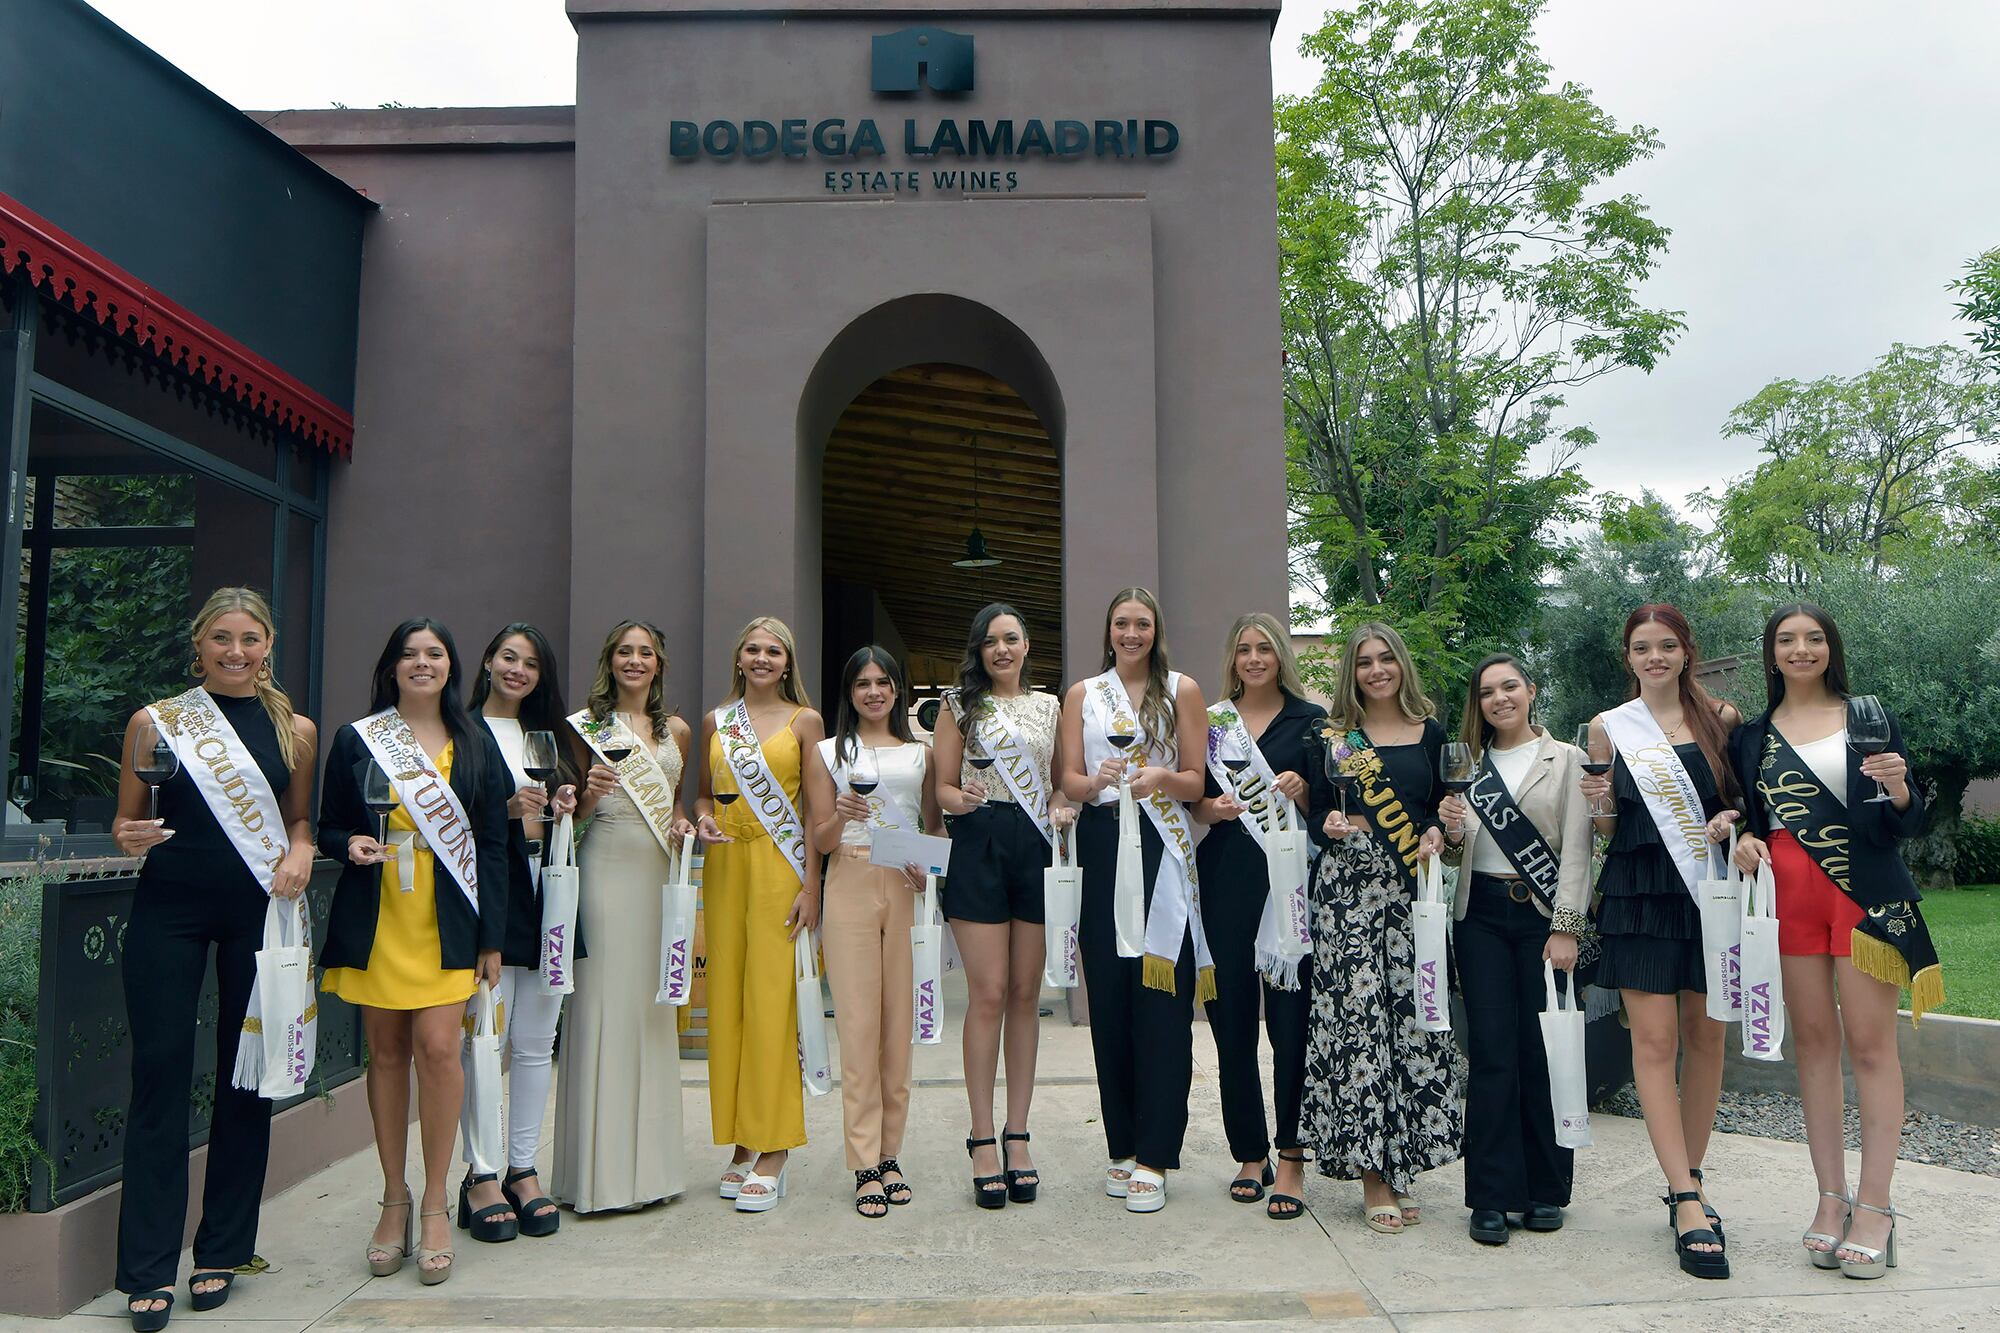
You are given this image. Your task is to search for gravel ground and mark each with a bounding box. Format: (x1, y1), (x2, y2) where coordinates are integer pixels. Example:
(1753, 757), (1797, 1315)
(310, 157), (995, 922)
(1598, 1085), (2000, 1177)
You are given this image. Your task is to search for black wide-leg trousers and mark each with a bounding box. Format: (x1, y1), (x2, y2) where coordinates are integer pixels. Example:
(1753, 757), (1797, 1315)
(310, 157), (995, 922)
(1076, 801), (1195, 1170)
(1454, 874), (1572, 1212)
(1201, 864), (1312, 1163)
(116, 874), (273, 1294)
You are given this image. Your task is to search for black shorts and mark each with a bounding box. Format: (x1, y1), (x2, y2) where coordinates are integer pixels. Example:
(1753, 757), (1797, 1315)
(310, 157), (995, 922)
(942, 800), (1049, 924)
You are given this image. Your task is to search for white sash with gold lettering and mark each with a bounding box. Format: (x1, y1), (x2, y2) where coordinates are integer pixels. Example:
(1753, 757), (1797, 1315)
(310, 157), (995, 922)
(1600, 697), (1709, 899)
(148, 687), (289, 894)
(1205, 701), (1312, 988)
(715, 700), (808, 886)
(568, 708), (681, 859)
(966, 694), (1054, 846)
(356, 708), (481, 914)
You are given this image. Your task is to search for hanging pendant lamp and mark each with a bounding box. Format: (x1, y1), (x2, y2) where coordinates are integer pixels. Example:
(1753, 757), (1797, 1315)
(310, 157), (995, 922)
(952, 436), (1003, 569)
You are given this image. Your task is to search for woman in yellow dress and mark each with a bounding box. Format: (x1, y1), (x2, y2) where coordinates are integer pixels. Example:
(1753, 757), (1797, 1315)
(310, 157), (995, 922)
(694, 616), (824, 1214)
(320, 620), (512, 1284)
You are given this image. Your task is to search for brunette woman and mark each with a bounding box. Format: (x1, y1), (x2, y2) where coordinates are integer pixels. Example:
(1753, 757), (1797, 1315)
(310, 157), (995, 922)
(1579, 604), (1740, 1279)
(804, 646), (945, 1216)
(694, 617), (824, 1213)
(319, 620), (511, 1286)
(111, 589), (318, 1330)
(461, 623), (581, 1234)
(1437, 654), (1593, 1245)
(1190, 613), (1325, 1220)
(1058, 587), (1213, 1213)
(1301, 621), (1462, 1235)
(1725, 604), (1936, 1278)
(552, 621), (696, 1213)
(933, 604), (1074, 1209)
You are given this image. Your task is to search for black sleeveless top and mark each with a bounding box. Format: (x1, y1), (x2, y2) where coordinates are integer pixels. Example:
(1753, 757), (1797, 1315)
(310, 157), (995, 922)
(137, 691), (291, 892)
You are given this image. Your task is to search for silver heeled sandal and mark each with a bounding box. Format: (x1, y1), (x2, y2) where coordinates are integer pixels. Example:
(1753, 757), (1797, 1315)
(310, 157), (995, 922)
(1803, 1189), (1851, 1270)
(1838, 1200), (1901, 1280)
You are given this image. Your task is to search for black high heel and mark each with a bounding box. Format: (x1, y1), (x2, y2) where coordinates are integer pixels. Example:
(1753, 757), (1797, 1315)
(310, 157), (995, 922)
(1002, 1129), (1039, 1204)
(127, 1290), (173, 1332)
(1665, 1191), (1730, 1279)
(1688, 1167), (1725, 1235)
(878, 1157), (913, 1206)
(854, 1167), (889, 1219)
(457, 1172), (520, 1243)
(187, 1270), (234, 1312)
(1230, 1159), (1275, 1203)
(966, 1136), (1007, 1209)
(1267, 1150), (1308, 1221)
(501, 1167), (560, 1238)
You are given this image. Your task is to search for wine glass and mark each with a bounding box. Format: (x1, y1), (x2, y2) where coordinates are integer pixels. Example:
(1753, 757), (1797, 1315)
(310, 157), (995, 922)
(1847, 695), (1893, 804)
(849, 746), (880, 796)
(362, 759), (398, 844)
(1322, 740), (1355, 822)
(130, 718), (180, 821)
(1219, 730), (1251, 782)
(523, 730), (559, 810)
(965, 729), (995, 773)
(1575, 723), (1613, 817)
(1440, 741), (1474, 835)
(713, 755), (740, 808)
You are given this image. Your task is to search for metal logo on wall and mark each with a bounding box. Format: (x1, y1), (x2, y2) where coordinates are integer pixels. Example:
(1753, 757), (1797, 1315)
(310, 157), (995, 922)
(870, 27), (975, 94)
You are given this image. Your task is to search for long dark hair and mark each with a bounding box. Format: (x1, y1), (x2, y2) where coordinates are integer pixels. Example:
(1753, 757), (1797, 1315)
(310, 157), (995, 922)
(468, 622), (580, 785)
(1460, 652), (1535, 760)
(1762, 602), (1851, 712)
(368, 618), (486, 794)
(585, 620), (677, 740)
(955, 602), (1032, 725)
(1622, 603), (1736, 800)
(832, 645), (915, 765)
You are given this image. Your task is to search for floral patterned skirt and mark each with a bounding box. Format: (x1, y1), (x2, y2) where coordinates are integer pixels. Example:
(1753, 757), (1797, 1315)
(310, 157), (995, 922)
(1300, 833), (1466, 1194)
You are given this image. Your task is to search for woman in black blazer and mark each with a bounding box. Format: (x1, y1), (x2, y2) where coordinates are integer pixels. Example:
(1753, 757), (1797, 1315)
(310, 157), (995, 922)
(319, 620), (511, 1286)
(1724, 603), (1934, 1280)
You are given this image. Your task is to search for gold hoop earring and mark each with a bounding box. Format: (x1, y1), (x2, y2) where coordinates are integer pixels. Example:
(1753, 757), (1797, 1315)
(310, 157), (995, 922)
(191, 657), (205, 679)
(256, 660), (274, 684)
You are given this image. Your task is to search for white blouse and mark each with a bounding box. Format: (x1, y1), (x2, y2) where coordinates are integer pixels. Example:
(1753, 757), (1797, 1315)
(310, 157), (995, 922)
(817, 738), (927, 846)
(1468, 739), (1540, 877)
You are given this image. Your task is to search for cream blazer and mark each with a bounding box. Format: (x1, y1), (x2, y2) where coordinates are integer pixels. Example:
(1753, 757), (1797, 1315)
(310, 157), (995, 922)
(1446, 729), (1594, 928)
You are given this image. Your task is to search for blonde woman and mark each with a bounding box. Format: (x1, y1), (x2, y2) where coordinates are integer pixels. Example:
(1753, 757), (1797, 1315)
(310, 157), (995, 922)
(694, 617), (825, 1213)
(1299, 621), (1464, 1235)
(111, 589), (318, 1331)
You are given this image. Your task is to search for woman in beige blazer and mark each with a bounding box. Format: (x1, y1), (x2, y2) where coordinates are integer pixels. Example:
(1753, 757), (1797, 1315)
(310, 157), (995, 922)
(1439, 654), (1594, 1247)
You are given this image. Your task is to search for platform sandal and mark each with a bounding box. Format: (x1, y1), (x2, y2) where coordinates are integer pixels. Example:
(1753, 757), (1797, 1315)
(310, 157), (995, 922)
(878, 1157), (913, 1206)
(417, 1207), (454, 1285)
(1838, 1200), (1902, 1280)
(1664, 1190), (1729, 1280)
(1266, 1151), (1307, 1221)
(502, 1167), (561, 1238)
(967, 1136), (1007, 1209)
(366, 1194), (413, 1276)
(187, 1269), (234, 1313)
(1687, 1166), (1725, 1235)
(457, 1171), (519, 1243)
(1803, 1189), (1850, 1270)
(127, 1291), (173, 1332)
(1002, 1129), (1038, 1204)
(854, 1166), (889, 1219)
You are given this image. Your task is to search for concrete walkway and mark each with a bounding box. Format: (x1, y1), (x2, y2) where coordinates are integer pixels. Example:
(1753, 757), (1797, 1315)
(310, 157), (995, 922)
(28, 972), (2000, 1332)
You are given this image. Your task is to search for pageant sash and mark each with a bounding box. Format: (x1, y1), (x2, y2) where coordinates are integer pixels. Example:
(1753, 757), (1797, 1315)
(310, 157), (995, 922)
(1327, 727), (1425, 890)
(1758, 727), (1944, 1021)
(356, 709), (480, 914)
(715, 700), (808, 886)
(1087, 672), (1215, 998)
(965, 695), (1055, 846)
(1205, 701), (1311, 986)
(1467, 746), (1601, 982)
(569, 708), (681, 859)
(147, 687), (289, 894)
(1600, 698), (1709, 899)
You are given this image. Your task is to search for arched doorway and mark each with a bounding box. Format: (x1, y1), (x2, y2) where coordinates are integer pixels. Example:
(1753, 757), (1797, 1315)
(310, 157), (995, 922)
(819, 362), (1061, 707)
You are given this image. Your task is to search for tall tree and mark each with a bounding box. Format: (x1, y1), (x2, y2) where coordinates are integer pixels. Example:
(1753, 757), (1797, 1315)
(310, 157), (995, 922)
(1950, 245), (2000, 369)
(1705, 344), (2000, 584)
(1279, 0), (1681, 687)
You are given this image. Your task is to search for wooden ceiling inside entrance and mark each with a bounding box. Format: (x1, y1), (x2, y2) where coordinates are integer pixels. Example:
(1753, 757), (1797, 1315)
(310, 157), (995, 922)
(822, 364), (1061, 685)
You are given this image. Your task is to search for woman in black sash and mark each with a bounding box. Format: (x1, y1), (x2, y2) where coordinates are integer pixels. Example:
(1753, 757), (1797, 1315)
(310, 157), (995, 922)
(1724, 604), (1935, 1278)
(111, 589), (318, 1331)
(1438, 654), (1593, 1245)
(1299, 621), (1463, 1235)
(1579, 604), (1740, 1279)
(1190, 612), (1324, 1220)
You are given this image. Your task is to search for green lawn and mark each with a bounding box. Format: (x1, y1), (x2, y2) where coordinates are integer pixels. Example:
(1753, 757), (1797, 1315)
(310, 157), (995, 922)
(1921, 885), (1998, 1020)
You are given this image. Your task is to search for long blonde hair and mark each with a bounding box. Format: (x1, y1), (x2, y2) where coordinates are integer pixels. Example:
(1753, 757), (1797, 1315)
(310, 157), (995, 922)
(585, 620), (675, 741)
(726, 616), (812, 707)
(1327, 620), (1434, 732)
(188, 587), (302, 770)
(1099, 587), (1175, 745)
(1220, 612), (1308, 701)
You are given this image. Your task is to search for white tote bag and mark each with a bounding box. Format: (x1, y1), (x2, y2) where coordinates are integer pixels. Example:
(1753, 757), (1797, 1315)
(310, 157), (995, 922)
(1540, 963), (1594, 1148)
(795, 932), (833, 1097)
(1698, 831), (1744, 1022)
(1043, 832), (1082, 988)
(1410, 854), (1451, 1033)
(911, 874), (946, 1045)
(1739, 858), (1787, 1061)
(656, 831), (698, 1006)
(538, 813), (579, 995)
(461, 980), (505, 1176)
(231, 896), (317, 1100)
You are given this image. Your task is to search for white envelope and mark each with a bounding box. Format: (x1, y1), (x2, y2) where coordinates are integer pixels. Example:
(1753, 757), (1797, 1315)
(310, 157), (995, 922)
(868, 827), (953, 877)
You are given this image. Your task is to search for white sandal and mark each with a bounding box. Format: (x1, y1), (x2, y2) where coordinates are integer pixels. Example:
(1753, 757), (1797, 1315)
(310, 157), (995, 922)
(734, 1164), (788, 1214)
(1125, 1167), (1166, 1214)
(1104, 1157), (1137, 1198)
(718, 1158), (753, 1200)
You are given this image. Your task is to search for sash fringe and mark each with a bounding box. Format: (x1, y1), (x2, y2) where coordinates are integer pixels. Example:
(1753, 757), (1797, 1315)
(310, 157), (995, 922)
(1849, 930), (1946, 1025)
(1142, 953), (1177, 994)
(1194, 964), (1217, 1005)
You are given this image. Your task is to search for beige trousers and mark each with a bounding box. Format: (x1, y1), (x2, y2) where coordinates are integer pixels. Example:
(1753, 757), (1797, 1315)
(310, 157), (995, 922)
(821, 846), (917, 1169)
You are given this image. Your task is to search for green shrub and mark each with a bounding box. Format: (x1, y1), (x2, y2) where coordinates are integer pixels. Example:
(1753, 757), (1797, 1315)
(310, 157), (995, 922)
(1957, 813), (2000, 886)
(0, 870), (44, 1212)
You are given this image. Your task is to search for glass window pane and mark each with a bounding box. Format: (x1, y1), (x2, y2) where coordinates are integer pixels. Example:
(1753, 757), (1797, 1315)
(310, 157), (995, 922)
(281, 514), (316, 701)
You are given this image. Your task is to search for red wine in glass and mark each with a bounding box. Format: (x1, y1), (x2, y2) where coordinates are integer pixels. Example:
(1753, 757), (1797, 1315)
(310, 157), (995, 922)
(601, 745), (633, 765)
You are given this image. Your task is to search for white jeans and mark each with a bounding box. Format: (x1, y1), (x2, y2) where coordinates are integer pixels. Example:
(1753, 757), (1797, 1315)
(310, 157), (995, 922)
(461, 965), (564, 1174)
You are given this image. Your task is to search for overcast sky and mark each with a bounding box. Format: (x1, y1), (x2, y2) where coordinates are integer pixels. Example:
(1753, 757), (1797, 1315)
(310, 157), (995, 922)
(86, 0), (2000, 506)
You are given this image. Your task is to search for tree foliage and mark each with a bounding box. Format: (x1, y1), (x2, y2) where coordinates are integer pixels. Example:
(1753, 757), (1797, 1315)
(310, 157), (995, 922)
(1279, 0), (1681, 693)
(1950, 245), (2000, 369)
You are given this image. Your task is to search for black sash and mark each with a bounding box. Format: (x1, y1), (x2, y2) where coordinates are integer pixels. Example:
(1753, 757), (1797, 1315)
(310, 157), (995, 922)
(1341, 728), (1424, 892)
(1467, 750), (1600, 985)
(1758, 727), (1943, 1021)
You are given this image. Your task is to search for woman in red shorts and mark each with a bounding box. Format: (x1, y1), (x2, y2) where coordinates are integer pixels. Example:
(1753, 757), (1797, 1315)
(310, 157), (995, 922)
(1725, 603), (1941, 1281)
